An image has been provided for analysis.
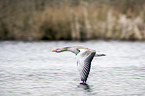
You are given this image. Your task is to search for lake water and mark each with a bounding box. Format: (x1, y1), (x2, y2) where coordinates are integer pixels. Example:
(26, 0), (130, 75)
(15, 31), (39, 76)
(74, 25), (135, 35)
(0, 41), (145, 96)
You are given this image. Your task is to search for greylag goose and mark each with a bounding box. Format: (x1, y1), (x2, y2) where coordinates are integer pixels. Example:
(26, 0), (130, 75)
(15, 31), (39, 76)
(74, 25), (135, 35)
(52, 46), (105, 84)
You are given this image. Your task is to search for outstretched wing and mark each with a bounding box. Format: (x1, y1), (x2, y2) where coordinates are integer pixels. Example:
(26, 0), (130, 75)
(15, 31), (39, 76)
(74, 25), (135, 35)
(77, 49), (96, 82)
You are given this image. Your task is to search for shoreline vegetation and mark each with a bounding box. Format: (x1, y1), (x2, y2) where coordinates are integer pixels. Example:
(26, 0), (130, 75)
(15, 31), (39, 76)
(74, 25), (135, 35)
(0, 0), (145, 41)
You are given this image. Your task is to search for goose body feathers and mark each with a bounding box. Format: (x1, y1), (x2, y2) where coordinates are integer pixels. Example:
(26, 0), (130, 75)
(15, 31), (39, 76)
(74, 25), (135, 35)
(52, 46), (105, 83)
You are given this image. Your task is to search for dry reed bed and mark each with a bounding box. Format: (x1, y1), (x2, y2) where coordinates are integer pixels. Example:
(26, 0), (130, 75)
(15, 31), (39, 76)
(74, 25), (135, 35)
(0, 0), (145, 41)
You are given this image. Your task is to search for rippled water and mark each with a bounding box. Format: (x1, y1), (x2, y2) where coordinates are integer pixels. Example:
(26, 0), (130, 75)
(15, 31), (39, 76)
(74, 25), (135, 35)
(0, 41), (145, 96)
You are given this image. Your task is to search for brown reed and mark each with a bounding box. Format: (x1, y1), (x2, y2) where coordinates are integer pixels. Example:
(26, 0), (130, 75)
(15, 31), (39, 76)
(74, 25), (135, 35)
(0, 0), (145, 41)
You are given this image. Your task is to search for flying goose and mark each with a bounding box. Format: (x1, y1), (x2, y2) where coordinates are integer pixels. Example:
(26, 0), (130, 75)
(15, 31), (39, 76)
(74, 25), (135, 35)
(52, 46), (105, 84)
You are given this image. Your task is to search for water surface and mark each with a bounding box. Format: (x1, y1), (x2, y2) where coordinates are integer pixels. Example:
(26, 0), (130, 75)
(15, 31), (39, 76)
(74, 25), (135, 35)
(0, 41), (145, 96)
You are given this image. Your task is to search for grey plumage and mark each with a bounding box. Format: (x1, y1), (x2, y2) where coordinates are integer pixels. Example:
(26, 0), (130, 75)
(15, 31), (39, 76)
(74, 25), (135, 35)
(52, 46), (105, 83)
(77, 50), (96, 82)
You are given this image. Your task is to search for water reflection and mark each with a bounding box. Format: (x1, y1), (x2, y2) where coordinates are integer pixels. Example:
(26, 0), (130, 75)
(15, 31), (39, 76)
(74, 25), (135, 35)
(0, 41), (145, 96)
(78, 83), (91, 91)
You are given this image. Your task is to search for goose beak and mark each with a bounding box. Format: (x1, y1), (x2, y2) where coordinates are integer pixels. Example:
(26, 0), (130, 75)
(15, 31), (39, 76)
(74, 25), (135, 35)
(97, 54), (106, 56)
(52, 49), (57, 52)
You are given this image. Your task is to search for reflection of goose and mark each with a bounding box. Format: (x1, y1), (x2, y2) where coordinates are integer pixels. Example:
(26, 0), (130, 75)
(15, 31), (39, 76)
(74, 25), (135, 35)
(79, 83), (90, 91)
(52, 46), (105, 84)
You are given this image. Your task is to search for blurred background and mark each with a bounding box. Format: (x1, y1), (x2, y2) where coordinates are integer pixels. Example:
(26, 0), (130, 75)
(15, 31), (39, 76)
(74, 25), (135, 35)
(1, 0), (145, 96)
(0, 0), (145, 41)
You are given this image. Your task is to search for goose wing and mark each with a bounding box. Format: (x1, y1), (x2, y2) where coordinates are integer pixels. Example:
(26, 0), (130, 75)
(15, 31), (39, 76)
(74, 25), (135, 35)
(77, 49), (96, 82)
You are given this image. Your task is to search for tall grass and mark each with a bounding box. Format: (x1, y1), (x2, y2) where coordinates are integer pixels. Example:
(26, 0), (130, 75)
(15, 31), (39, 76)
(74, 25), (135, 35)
(0, 0), (145, 41)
